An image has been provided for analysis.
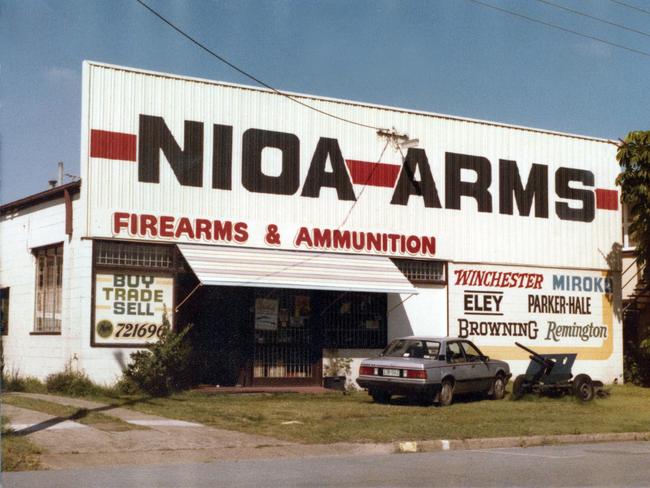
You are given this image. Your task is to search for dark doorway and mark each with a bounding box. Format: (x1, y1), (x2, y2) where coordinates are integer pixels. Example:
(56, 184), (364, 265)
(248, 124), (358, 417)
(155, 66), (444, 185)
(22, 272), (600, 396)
(180, 284), (387, 387)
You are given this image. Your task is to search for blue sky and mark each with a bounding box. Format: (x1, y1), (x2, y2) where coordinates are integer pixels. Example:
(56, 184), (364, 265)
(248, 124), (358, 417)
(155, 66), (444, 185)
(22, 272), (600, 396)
(1, 0), (649, 204)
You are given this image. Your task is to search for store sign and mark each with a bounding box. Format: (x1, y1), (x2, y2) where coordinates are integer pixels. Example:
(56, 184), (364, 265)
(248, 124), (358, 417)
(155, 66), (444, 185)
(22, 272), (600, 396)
(82, 63), (620, 268)
(94, 273), (174, 346)
(93, 115), (615, 223)
(448, 264), (616, 361)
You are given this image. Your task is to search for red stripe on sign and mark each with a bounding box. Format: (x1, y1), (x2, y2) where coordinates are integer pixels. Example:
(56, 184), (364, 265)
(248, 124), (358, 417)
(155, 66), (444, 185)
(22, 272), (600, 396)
(90, 130), (137, 162)
(345, 160), (401, 188)
(595, 189), (618, 211)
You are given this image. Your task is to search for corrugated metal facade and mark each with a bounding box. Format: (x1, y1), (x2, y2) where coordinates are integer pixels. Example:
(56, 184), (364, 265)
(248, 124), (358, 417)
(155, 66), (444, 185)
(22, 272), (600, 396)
(81, 62), (620, 271)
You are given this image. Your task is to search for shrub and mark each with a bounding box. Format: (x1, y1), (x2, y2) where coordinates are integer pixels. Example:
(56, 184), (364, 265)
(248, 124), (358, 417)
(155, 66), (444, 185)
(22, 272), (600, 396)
(45, 366), (100, 396)
(1, 371), (46, 393)
(115, 376), (141, 395)
(122, 325), (193, 396)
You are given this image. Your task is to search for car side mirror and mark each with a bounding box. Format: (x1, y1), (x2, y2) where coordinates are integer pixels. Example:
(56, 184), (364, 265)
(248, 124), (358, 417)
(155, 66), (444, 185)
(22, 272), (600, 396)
(481, 355), (489, 362)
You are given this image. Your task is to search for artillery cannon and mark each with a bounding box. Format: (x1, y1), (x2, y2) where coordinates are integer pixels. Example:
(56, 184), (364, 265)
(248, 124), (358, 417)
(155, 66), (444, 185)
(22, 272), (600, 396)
(511, 342), (604, 402)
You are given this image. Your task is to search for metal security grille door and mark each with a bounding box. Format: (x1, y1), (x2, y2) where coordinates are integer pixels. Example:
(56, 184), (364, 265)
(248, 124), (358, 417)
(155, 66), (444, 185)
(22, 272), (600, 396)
(254, 330), (313, 379)
(252, 291), (317, 385)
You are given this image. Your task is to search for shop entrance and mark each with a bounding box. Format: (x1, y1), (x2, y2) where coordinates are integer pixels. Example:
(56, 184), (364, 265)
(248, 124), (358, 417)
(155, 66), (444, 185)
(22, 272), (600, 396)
(181, 285), (388, 387)
(252, 289), (320, 386)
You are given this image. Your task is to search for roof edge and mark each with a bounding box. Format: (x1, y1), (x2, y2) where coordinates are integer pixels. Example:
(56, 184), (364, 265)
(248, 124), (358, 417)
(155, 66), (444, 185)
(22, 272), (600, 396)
(1, 181), (81, 214)
(85, 60), (617, 145)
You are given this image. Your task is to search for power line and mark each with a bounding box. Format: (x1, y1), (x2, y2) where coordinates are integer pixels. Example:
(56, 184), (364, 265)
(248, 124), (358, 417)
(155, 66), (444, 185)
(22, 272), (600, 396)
(608, 0), (650, 17)
(134, 0), (426, 294)
(466, 0), (650, 58)
(135, 0), (385, 131)
(535, 0), (650, 38)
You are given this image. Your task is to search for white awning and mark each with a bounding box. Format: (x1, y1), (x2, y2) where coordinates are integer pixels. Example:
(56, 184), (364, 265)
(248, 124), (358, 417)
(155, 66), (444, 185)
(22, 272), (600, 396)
(177, 244), (418, 295)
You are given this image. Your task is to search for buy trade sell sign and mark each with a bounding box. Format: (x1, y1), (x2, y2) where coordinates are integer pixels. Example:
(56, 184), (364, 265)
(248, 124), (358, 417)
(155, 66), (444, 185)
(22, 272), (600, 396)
(93, 273), (174, 346)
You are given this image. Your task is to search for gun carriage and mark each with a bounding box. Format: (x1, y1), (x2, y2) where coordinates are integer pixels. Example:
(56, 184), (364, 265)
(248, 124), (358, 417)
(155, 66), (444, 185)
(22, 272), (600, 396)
(511, 342), (604, 402)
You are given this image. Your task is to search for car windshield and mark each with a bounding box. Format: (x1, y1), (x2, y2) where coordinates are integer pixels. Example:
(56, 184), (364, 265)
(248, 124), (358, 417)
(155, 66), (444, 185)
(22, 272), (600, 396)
(382, 339), (440, 359)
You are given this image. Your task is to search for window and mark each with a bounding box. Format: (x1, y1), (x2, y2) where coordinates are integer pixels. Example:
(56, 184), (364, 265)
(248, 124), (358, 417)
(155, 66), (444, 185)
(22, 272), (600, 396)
(392, 259), (445, 283)
(95, 240), (175, 269)
(382, 339), (441, 359)
(34, 244), (63, 333)
(460, 341), (484, 362)
(446, 342), (465, 364)
(0, 288), (8, 335)
(321, 292), (387, 348)
(622, 204), (637, 249)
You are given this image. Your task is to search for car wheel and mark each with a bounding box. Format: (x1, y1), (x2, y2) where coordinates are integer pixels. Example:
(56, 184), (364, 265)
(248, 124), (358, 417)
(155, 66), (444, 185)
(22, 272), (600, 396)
(490, 374), (506, 400)
(371, 390), (391, 404)
(511, 374), (527, 400)
(573, 374), (594, 402)
(438, 380), (454, 406)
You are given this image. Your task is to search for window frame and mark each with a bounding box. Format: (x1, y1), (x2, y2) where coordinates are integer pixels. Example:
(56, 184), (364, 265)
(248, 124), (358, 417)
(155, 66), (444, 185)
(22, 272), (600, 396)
(0, 287), (9, 336)
(31, 243), (64, 335)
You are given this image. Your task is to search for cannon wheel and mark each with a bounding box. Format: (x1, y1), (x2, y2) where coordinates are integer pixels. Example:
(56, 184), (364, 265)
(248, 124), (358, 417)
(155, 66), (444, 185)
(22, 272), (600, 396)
(573, 374), (595, 402)
(511, 374), (528, 400)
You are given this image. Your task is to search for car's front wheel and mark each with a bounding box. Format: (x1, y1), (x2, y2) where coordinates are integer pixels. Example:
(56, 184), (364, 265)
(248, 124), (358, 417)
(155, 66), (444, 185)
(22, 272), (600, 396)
(438, 380), (454, 406)
(490, 374), (506, 400)
(370, 390), (391, 404)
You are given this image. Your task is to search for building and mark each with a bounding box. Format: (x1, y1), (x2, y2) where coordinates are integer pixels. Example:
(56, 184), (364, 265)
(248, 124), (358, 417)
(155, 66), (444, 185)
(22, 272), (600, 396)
(0, 62), (624, 386)
(621, 204), (649, 381)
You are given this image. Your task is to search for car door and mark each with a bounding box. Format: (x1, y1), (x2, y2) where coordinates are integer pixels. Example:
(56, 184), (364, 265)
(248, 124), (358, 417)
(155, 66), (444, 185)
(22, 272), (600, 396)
(441, 341), (472, 393)
(460, 340), (493, 392)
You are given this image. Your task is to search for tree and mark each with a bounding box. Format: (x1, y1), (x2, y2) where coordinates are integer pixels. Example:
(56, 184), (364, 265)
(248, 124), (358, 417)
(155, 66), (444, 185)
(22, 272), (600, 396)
(616, 131), (650, 282)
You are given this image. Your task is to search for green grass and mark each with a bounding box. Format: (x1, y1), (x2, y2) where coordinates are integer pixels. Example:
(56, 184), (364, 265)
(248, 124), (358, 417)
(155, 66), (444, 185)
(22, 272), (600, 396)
(76, 385), (650, 444)
(2, 395), (144, 432)
(1, 416), (42, 472)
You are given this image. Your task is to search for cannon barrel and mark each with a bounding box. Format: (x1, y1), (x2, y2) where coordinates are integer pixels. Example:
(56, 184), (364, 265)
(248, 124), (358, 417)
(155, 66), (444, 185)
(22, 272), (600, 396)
(515, 342), (555, 369)
(515, 342), (542, 357)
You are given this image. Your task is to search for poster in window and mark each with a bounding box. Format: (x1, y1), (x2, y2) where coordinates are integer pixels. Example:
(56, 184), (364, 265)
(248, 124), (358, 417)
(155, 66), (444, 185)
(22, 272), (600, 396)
(94, 273), (173, 346)
(255, 298), (278, 330)
(295, 295), (311, 317)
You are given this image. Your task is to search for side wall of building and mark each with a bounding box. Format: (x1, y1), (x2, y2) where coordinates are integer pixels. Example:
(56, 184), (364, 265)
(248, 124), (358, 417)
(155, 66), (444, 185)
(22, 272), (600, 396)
(1, 196), (90, 379)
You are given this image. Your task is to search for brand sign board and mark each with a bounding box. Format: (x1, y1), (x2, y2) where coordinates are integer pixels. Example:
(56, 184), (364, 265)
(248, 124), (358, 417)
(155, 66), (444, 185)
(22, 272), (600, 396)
(82, 62), (619, 269)
(93, 272), (174, 346)
(448, 263), (618, 361)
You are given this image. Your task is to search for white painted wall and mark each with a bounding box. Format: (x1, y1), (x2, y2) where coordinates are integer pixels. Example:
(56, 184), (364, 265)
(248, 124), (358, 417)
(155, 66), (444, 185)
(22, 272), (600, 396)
(1, 196), (83, 379)
(0, 193), (139, 385)
(387, 286), (447, 339)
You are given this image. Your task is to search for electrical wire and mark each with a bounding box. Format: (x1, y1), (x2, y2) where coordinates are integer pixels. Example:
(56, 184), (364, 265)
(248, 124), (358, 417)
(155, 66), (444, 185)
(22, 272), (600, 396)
(135, 0), (385, 131)
(608, 0), (650, 17)
(466, 0), (650, 58)
(136, 0), (431, 317)
(535, 0), (650, 38)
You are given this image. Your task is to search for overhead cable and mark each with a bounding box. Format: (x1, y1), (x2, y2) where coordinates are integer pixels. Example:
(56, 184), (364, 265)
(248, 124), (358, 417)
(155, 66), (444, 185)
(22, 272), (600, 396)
(535, 0), (650, 38)
(466, 0), (650, 58)
(135, 0), (385, 131)
(608, 0), (650, 17)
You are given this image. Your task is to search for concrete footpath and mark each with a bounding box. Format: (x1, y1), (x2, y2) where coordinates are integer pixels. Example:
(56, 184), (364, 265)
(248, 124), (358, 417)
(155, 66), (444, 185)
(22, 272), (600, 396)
(3, 393), (649, 471)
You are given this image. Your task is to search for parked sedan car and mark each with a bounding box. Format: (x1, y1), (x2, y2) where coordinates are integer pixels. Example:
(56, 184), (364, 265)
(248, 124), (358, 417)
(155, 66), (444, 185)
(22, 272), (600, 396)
(357, 336), (511, 406)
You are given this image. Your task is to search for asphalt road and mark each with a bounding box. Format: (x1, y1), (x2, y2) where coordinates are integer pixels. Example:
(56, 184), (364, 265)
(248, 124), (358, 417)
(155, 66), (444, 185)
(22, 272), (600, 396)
(3, 440), (650, 488)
